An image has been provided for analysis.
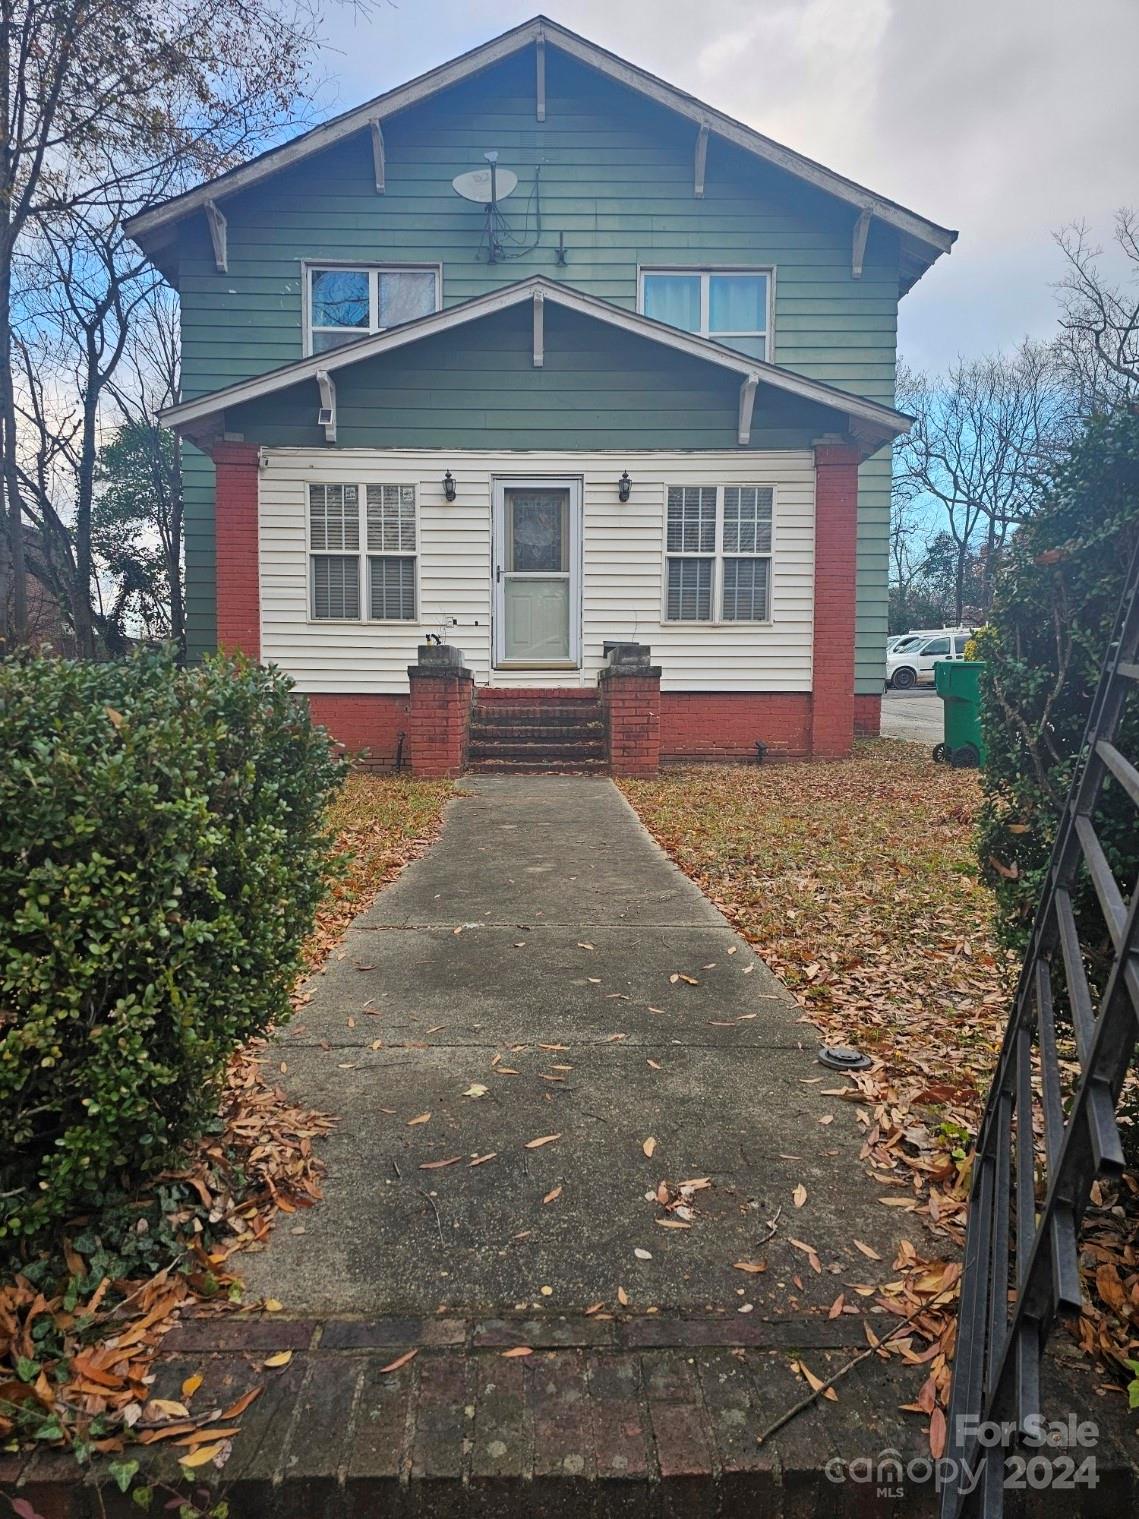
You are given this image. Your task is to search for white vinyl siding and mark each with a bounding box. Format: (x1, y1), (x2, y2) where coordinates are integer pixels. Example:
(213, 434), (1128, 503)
(260, 448), (815, 692)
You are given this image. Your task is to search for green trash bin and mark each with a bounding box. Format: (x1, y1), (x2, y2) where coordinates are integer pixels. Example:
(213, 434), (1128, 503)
(933, 660), (986, 768)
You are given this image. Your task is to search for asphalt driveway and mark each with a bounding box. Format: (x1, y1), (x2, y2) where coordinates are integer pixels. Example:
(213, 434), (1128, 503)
(881, 687), (942, 746)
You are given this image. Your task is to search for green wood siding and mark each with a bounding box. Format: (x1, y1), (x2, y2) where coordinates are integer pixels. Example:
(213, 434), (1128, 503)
(226, 303), (844, 450)
(178, 45), (898, 685)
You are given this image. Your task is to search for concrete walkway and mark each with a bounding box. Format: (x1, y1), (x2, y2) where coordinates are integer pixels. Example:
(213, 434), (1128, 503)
(17, 778), (1131, 1515)
(245, 777), (911, 1317)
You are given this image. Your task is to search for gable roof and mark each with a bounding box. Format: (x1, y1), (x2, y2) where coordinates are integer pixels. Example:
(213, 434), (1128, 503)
(126, 15), (956, 288)
(160, 274), (912, 451)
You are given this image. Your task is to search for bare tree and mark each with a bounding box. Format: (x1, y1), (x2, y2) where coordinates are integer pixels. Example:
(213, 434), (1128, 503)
(101, 288), (184, 654)
(1056, 210), (1139, 413)
(0, 0), (359, 653)
(894, 344), (1076, 621)
(887, 466), (930, 631)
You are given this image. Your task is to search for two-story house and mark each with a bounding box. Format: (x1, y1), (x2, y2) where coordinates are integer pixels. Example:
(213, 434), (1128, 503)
(126, 15), (955, 776)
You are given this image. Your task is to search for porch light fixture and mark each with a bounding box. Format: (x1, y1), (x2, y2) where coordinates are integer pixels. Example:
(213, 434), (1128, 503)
(618, 470), (632, 503)
(442, 470), (457, 502)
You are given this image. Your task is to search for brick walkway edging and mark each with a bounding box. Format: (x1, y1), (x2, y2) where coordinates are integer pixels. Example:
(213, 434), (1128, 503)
(4, 1315), (1136, 1517)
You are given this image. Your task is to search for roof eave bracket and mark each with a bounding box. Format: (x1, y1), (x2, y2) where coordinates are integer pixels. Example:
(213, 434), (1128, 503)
(532, 290), (544, 367)
(737, 373), (759, 446)
(370, 118), (386, 193)
(316, 369), (337, 444)
(852, 208), (872, 279)
(535, 27), (546, 121)
(694, 121), (709, 198)
(204, 200), (227, 273)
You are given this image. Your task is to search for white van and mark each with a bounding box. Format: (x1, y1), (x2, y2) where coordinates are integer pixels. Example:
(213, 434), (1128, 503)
(886, 630), (973, 689)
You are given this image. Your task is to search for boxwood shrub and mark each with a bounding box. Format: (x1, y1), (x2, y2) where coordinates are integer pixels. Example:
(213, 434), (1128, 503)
(0, 650), (344, 1253)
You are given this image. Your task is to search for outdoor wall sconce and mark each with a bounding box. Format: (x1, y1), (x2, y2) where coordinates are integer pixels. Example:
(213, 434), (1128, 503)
(618, 470), (632, 503)
(442, 470), (457, 502)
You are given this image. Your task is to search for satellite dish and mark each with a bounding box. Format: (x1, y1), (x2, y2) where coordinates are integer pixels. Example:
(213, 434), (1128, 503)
(452, 166), (518, 204)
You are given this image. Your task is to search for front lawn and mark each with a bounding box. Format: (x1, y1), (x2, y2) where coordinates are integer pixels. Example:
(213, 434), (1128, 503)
(623, 740), (1010, 1118)
(621, 741), (1138, 1432)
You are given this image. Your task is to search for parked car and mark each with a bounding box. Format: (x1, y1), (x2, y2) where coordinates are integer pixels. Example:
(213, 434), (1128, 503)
(888, 629), (942, 656)
(886, 630), (973, 689)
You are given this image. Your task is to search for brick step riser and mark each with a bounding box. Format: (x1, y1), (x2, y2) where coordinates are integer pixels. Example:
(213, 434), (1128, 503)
(469, 743), (606, 762)
(474, 688), (599, 701)
(467, 759), (609, 774)
(471, 721), (605, 741)
(472, 706), (602, 725)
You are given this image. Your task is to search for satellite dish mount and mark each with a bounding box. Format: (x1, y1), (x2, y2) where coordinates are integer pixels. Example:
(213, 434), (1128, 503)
(452, 151), (523, 264)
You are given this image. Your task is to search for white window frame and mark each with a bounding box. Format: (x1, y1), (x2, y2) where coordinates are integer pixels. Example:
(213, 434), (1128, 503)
(661, 483), (776, 626)
(637, 266), (773, 360)
(302, 261), (443, 356)
(306, 481), (421, 624)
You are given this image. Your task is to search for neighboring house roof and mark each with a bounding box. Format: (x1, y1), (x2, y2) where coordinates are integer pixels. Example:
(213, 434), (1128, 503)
(126, 15), (956, 291)
(161, 275), (912, 452)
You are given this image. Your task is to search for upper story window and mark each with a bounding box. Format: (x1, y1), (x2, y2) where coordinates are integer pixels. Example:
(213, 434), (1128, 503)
(639, 269), (770, 360)
(305, 264), (440, 354)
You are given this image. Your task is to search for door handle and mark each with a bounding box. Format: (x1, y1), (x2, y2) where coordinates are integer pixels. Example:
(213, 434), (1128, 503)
(496, 564), (502, 583)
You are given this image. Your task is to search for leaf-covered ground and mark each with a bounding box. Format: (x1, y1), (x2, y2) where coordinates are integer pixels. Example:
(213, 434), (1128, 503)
(622, 741), (1138, 1441)
(0, 773), (450, 1472)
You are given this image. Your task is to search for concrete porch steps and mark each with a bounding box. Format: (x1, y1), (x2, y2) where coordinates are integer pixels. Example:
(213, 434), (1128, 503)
(468, 689), (607, 774)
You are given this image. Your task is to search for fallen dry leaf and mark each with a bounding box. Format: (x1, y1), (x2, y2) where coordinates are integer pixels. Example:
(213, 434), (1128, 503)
(524, 1134), (562, 1149)
(643, 1137), (657, 1158)
(378, 1349), (419, 1374)
(179, 1442), (226, 1468)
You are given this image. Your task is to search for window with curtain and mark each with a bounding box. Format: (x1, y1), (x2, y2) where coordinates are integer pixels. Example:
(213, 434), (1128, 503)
(306, 266), (439, 354)
(665, 484), (773, 622)
(641, 269), (770, 360)
(309, 482), (417, 620)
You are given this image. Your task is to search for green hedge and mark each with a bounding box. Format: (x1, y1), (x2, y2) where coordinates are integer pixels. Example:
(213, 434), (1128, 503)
(0, 651), (344, 1252)
(976, 409), (1139, 954)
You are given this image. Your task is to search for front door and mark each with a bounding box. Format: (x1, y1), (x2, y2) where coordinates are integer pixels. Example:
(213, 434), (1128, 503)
(493, 479), (581, 667)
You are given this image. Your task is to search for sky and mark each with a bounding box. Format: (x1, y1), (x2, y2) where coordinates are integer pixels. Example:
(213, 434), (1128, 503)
(309, 0), (1139, 375)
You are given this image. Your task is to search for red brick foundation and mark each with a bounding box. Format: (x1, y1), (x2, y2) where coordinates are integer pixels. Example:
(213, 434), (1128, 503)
(212, 442), (261, 659)
(853, 693), (882, 738)
(659, 692), (811, 762)
(307, 694), (411, 769)
(811, 443), (861, 759)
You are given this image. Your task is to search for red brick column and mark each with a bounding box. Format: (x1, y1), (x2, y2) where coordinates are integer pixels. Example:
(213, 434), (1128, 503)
(212, 442), (261, 659)
(407, 660), (473, 777)
(600, 646), (662, 777)
(811, 443), (861, 758)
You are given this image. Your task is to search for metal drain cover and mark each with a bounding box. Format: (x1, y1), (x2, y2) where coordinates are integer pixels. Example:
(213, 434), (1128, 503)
(817, 1045), (872, 1071)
